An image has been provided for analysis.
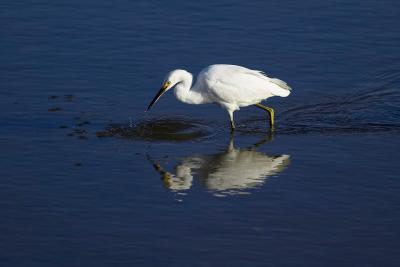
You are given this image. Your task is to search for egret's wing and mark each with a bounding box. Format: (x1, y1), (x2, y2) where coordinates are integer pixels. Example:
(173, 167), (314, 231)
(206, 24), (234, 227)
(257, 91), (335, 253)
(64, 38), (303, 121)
(202, 65), (291, 106)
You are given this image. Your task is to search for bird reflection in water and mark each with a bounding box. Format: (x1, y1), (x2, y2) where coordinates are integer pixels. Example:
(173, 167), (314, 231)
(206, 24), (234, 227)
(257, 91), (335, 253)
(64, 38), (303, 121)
(148, 134), (290, 197)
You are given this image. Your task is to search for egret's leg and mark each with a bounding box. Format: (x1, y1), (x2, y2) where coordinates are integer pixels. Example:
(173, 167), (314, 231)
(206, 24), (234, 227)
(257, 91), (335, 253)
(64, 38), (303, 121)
(254, 103), (275, 127)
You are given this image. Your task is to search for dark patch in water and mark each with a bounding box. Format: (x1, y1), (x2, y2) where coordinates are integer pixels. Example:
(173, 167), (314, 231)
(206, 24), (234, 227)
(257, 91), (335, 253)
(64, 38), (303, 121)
(64, 94), (75, 101)
(65, 127), (90, 140)
(73, 129), (87, 134)
(48, 94), (75, 101)
(97, 118), (211, 141)
(48, 107), (62, 112)
(73, 119), (91, 127)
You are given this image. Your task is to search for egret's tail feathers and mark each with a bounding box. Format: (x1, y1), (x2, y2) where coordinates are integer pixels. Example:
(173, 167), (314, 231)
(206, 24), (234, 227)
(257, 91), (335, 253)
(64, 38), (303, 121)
(270, 78), (291, 91)
(256, 71), (291, 96)
(270, 78), (291, 97)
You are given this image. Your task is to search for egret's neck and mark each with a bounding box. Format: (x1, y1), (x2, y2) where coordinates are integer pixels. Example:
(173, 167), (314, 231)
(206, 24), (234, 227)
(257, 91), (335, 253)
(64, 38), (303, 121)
(174, 72), (205, 105)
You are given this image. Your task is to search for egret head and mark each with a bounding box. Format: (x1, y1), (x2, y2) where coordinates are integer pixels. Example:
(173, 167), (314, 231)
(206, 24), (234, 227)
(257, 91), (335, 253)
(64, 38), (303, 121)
(147, 69), (187, 111)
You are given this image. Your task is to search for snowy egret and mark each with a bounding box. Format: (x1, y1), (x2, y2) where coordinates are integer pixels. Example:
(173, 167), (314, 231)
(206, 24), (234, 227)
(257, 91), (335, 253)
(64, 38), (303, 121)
(147, 64), (291, 130)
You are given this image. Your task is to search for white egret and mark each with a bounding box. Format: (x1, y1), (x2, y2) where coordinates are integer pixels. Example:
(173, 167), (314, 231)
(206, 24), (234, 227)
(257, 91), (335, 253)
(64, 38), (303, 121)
(147, 64), (291, 130)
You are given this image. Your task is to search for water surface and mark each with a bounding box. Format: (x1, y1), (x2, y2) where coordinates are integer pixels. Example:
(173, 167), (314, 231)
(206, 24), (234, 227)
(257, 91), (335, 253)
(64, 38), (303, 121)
(1, 0), (400, 266)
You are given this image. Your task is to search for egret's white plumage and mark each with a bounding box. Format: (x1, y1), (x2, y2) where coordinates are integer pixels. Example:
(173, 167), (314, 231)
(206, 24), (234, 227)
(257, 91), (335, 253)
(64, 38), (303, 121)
(147, 64), (291, 130)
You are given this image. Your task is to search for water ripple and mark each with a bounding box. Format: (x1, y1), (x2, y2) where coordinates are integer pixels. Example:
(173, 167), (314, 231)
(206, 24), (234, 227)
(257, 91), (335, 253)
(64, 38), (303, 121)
(96, 118), (214, 141)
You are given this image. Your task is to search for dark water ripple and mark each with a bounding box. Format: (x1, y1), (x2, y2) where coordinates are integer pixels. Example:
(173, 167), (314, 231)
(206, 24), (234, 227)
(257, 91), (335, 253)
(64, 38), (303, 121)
(96, 118), (215, 141)
(272, 68), (400, 135)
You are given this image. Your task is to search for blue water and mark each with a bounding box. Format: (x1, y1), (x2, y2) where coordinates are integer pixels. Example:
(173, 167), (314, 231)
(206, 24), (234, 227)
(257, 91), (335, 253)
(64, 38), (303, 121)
(1, 0), (400, 266)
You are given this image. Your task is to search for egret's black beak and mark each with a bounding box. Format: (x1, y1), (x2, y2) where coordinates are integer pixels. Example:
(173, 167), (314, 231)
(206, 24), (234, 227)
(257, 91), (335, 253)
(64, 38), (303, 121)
(147, 82), (170, 111)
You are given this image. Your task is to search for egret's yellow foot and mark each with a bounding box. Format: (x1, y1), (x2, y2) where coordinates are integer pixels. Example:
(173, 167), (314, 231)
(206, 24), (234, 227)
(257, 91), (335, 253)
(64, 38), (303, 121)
(255, 103), (275, 128)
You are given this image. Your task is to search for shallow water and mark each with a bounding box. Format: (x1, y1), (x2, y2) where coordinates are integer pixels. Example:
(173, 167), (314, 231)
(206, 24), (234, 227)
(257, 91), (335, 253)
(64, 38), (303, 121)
(1, 0), (400, 266)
